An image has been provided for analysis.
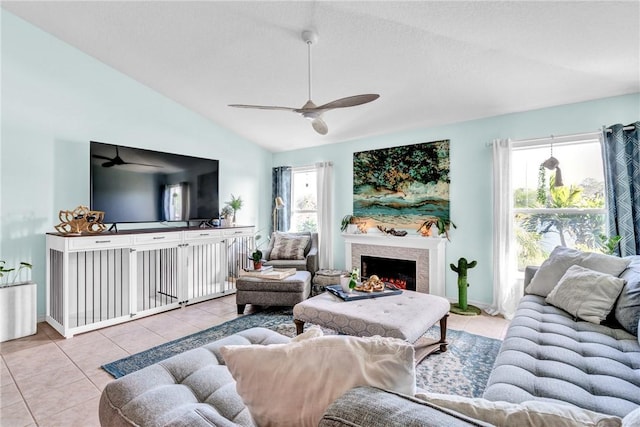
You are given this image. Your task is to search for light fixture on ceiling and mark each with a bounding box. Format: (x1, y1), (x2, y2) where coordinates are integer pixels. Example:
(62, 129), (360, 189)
(229, 30), (379, 135)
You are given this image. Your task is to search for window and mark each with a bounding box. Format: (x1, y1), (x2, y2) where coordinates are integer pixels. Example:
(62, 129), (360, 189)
(512, 135), (607, 270)
(290, 167), (318, 232)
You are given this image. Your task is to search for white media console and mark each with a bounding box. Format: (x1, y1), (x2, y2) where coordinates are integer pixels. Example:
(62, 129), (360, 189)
(46, 226), (254, 338)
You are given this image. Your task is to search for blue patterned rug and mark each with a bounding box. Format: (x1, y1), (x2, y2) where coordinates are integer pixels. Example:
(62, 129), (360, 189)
(102, 308), (502, 397)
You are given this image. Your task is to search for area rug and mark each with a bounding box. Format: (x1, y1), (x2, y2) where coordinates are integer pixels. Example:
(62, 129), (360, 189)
(103, 309), (502, 397)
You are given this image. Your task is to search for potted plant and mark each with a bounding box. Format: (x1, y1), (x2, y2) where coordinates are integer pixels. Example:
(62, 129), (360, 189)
(0, 260), (36, 342)
(220, 206), (234, 225)
(225, 194), (243, 226)
(251, 248), (264, 270)
(341, 215), (363, 234)
(417, 217), (456, 241)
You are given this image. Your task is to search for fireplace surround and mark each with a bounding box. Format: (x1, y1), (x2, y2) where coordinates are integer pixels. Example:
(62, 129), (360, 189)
(343, 232), (446, 296)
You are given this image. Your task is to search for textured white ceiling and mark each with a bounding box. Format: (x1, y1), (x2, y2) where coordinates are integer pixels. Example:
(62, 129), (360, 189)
(3, 1), (639, 152)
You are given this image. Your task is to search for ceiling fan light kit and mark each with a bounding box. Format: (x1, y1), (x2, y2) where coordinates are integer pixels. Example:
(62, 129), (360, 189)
(229, 30), (379, 135)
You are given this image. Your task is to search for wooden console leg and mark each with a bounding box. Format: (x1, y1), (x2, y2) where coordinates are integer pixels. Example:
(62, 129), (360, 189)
(439, 313), (449, 352)
(294, 319), (305, 335)
(237, 304), (246, 314)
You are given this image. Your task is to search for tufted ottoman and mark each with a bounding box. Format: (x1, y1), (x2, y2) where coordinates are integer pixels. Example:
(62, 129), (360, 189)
(236, 270), (311, 314)
(293, 290), (450, 361)
(99, 327), (290, 427)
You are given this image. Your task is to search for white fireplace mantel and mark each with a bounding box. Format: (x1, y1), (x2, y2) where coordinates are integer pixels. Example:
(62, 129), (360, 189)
(343, 232), (447, 297)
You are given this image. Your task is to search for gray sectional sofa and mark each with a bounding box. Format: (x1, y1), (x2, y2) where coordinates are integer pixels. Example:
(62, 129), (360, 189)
(482, 254), (640, 418)
(99, 253), (640, 426)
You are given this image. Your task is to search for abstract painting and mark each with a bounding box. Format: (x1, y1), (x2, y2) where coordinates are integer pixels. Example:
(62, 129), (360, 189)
(353, 140), (450, 230)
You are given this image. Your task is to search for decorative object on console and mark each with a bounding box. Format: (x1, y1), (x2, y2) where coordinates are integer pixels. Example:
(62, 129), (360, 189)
(224, 194), (243, 226)
(54, 205), (106, 235)
(272, 196), (285, 232)
(450, 257), (481, 316)
(353, 140), (450, 231)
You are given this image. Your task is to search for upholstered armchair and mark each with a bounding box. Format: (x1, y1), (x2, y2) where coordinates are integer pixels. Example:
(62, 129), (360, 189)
(263, 232), (318, 276)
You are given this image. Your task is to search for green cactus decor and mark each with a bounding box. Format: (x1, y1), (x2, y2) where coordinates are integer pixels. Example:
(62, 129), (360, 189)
(449, 257), (481, 316)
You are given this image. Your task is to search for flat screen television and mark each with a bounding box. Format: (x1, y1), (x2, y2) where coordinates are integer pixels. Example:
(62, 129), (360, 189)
(90, 141), (219, 224)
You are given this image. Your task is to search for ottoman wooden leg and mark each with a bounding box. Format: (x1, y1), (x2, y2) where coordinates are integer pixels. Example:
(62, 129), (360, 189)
(237, 304), (246, 314)
(439, 314), (448, 353)
(294, 319), (305, 335)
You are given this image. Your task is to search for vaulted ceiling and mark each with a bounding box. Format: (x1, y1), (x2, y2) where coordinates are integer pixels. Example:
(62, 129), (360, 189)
(3, 1), (639, 152)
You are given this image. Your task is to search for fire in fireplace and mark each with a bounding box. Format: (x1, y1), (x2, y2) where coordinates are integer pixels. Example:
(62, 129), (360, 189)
(361, 255), (417, 291)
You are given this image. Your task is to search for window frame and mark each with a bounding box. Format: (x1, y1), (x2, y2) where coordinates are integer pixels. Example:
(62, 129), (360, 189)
(511, 132), (608, 269)
(289, 165), (318, 232)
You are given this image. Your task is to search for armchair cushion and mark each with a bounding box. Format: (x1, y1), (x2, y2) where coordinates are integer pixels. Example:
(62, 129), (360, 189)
(264, 232), (319, 275)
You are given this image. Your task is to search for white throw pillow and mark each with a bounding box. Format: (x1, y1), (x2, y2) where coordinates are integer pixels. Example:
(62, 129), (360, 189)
(221, 335), (416, 427)
(291, 325), (323, 342)
(526, 246), (631, 297)
(623, 406), (640, 427)
(546, 265), (625, 324)
(416, 392), (623, 427)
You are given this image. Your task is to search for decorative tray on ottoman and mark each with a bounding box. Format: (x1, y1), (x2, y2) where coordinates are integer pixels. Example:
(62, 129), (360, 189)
(326, 284), (403, 301)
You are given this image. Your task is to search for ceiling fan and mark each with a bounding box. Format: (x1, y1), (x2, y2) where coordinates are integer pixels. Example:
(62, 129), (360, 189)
(92, 146), (161, 168)
(229, 30), (379, 135)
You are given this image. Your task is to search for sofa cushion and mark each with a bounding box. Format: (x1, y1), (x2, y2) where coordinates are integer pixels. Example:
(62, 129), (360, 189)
(525, 246), (630, 297)
(545, 265), (625, 324)
(320, 386), (491, 427)
(418, 392), (622, 427)
(221, 334), (415, 427)
(623, 407), (640, 427)
(614, 255), (640, 336)
(266, 232), (312, 259)
(483, 295), (640, 418)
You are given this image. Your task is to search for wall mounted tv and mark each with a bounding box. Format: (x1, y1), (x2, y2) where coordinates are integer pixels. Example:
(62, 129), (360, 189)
(90, 141), (219, 224)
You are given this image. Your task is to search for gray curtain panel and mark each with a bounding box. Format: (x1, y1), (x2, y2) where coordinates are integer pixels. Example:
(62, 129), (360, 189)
(602, 122), (640, 256)
(272, 166), (292, 232)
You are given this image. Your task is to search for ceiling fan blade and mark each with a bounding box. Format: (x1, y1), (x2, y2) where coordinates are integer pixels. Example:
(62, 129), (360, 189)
(311, 118), (328, 135)
(125, 162), (162, 168)
(92, 154), (113, 161)
(228, 104), (297, 112)
(315, 94), (380, 111)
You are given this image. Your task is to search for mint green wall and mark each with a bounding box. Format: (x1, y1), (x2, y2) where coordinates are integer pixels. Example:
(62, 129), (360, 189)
(0, 11), (273, 319)
(2, 9), (638, 318)
(273, 93), (640, 306)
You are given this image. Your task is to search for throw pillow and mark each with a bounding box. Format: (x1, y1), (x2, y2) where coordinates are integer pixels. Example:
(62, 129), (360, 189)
(614, 255), (640, 336)
(545, 265), (625, 324)
(416, 392), (623, 427)
(624, 405), (640, 427)
(269, 234), (310, 260)
(291, 325), (323, 342)
(221, 335), (416, 427)
(525, 246), (631, 297)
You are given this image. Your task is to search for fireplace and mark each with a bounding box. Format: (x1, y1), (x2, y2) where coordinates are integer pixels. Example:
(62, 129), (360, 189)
(361, 255), (416, 291)
(343, 233), (446, 296)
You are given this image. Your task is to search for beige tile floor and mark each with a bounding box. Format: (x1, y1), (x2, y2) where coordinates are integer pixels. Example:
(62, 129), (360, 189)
(0, 295), (509, 427)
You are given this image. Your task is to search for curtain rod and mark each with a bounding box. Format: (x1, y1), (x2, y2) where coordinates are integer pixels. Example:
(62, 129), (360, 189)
(486, 130), (601, 147)
(605, 124), (636, 133)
